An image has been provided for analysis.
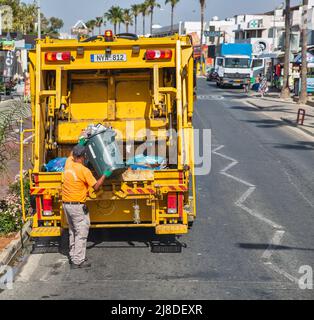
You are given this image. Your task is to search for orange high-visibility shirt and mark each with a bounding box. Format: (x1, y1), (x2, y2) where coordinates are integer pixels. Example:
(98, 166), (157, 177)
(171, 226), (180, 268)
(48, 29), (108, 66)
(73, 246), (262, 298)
(62, 157), (97, 203)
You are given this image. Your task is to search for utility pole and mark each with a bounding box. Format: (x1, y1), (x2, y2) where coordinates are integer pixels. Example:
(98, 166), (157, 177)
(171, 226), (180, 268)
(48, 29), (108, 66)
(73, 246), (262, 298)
(281, 0), (291, 99)
(299, 0), (309, 104)
(0, 7), (2, 37)
(37, 0), (41, 39)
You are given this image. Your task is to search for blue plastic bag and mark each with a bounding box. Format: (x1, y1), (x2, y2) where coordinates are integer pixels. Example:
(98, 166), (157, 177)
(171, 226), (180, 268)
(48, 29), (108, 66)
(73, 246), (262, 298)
(126, 154), (166, 170)
(45, 157), (67, 172)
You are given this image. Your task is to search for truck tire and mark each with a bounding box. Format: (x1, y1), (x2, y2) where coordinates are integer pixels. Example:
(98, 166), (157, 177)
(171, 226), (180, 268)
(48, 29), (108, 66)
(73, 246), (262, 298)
(188, 215), (195, 229)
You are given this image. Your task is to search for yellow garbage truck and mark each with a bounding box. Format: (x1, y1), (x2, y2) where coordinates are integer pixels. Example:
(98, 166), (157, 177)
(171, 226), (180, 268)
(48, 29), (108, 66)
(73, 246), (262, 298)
(22, 31), (196, 238)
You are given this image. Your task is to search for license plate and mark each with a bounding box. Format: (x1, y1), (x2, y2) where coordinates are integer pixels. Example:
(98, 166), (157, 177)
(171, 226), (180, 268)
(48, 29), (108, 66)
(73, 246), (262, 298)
(90, 54), (127, 62)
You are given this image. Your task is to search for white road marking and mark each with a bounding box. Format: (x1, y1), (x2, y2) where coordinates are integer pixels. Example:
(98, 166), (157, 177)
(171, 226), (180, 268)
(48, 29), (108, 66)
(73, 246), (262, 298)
(212, 145), (300, 284)
(262, 230), (286, 260)
(266, 263), (299, 284)
(197, 95), (224, 101)
(236, 187), (284, 230)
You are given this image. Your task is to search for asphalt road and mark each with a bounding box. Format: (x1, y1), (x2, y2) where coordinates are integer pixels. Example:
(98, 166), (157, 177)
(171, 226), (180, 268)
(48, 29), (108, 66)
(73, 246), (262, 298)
(1, 79), (313, 300)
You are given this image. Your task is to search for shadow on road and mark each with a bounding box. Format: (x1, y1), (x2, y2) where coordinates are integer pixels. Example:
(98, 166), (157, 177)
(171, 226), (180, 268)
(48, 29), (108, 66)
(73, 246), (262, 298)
(242, 119), (285, 128)
(230, 105), (259, 112)
(57, 228), (187, 255)
(272, 141), (314, 151)
(237, 243), (314, 252)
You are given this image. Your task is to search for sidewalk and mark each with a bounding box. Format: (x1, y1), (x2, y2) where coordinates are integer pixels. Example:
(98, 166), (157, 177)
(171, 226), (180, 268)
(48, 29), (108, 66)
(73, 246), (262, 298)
(245, 94), (314, 137)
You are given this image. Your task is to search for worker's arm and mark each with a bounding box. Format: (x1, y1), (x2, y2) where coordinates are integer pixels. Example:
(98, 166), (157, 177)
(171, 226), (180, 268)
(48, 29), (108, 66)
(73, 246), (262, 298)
(93, 175), (105, 192)
(93, 170), (112, 192)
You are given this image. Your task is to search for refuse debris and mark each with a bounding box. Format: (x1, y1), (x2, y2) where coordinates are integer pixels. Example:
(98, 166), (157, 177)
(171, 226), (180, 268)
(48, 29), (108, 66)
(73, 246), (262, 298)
(126, 154), (167, 171)
(45, 157), (67, 172)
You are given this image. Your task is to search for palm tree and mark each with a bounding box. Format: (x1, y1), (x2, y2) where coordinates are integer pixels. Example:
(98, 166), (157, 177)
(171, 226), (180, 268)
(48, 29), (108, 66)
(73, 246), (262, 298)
(281, 0), (291, 99)
(165, 0), (180, 32)
(105, 6), (123, 34)
(146, 0), (161, 35)
(299, 0), (309, 104)
(131, 4), (141, 34)
(95, 16), (103, 35)
(139, 2), (149, 35)
(199, 0), (206, 46)
(85, 19), (96, 36)
(123, 9), (133, 33)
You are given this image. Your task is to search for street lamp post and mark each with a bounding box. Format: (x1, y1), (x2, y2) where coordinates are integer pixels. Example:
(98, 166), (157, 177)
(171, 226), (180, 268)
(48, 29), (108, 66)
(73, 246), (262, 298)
(37, 0), (41, 39)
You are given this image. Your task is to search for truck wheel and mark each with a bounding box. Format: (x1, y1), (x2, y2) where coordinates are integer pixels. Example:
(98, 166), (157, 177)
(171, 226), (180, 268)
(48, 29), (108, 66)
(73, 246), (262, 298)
(188, 215), (195, 229)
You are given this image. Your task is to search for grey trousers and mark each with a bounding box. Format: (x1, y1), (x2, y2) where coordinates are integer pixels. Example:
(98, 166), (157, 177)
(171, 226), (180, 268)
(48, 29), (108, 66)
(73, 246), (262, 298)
(63, 204), (90, 265)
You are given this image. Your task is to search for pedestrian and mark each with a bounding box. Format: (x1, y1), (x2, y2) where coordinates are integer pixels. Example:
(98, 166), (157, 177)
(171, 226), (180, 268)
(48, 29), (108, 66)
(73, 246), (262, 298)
(243, 81), (249, 94)
(62, 144), (112, 269)
(258, 75), (268, 98)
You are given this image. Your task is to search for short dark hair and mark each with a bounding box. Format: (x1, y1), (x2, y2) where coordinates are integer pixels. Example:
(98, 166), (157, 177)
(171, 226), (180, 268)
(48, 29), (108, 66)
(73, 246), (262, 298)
(72, 144), (86, 158)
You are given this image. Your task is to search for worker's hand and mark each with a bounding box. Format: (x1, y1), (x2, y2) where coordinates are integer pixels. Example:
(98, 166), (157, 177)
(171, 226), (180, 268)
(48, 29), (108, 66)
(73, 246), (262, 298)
(78, 136), (87, 146)
(103, 170), (112, 178)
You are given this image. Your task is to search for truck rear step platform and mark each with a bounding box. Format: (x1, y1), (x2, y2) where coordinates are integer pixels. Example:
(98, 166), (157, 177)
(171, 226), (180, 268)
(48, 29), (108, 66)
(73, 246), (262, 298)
(30, 227), (61, 237)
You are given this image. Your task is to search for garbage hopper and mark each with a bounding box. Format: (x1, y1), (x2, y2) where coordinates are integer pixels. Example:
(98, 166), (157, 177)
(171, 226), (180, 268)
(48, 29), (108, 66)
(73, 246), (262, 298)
(85, 127), (125, 178)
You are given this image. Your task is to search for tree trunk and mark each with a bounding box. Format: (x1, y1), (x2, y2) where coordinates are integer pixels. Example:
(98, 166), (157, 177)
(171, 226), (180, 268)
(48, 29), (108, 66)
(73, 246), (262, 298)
(299, 0), (309, 104)
(143, 14), (145, 35)
(200, 4), (205, 75)
(126, 23), (129, 33)
(150, 9), (153, 35)
(135, 16), (137, 34)
(200, 5), (204, 46)
(114, 23), (117, 35)
(99, 26), (101, 35)
(281, 0), (291, 99)
(119, 23), (121, 34)
(171, 5), (174, 32)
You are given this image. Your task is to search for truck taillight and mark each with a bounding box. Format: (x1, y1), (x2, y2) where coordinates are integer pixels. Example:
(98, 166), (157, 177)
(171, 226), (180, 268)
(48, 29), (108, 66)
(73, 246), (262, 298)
(167, 193), (177, 214)
(42, 195), (53, 216)
(45, 52), (71, 62)
(145, 49), (172, 60)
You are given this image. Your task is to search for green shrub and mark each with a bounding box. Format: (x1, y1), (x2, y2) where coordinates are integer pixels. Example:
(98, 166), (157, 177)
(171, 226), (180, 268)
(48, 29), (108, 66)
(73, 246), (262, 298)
(0, 195), (22, 236)
(0, 175), (30, 236)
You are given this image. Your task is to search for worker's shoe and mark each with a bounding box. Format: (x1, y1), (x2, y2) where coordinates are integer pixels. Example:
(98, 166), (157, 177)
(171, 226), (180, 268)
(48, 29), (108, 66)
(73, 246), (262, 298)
(71, 260), (91, 269)
(68, 257), (88, 265)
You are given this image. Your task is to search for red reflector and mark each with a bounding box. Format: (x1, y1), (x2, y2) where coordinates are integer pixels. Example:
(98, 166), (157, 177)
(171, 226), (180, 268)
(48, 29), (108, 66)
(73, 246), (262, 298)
(167, 193), (177, 214)
(146, 49), (172, 60)
(45, 51), (71, 62)
(43, 195), (52, 215)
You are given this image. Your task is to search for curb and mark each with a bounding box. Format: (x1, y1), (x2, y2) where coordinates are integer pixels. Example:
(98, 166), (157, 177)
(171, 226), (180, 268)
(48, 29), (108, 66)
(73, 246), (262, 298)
(0, 220), (31, 267)
(246, 100), (314, 137)
(280, 118), (314, 137)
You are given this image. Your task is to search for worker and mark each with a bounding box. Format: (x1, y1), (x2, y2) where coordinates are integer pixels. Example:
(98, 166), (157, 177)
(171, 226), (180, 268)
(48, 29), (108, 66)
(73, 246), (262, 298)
(62, 144), (112, 269)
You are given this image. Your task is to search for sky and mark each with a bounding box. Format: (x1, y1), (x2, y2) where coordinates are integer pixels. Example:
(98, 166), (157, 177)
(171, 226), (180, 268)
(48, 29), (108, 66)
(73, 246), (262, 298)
(24, 0), (301, 33)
